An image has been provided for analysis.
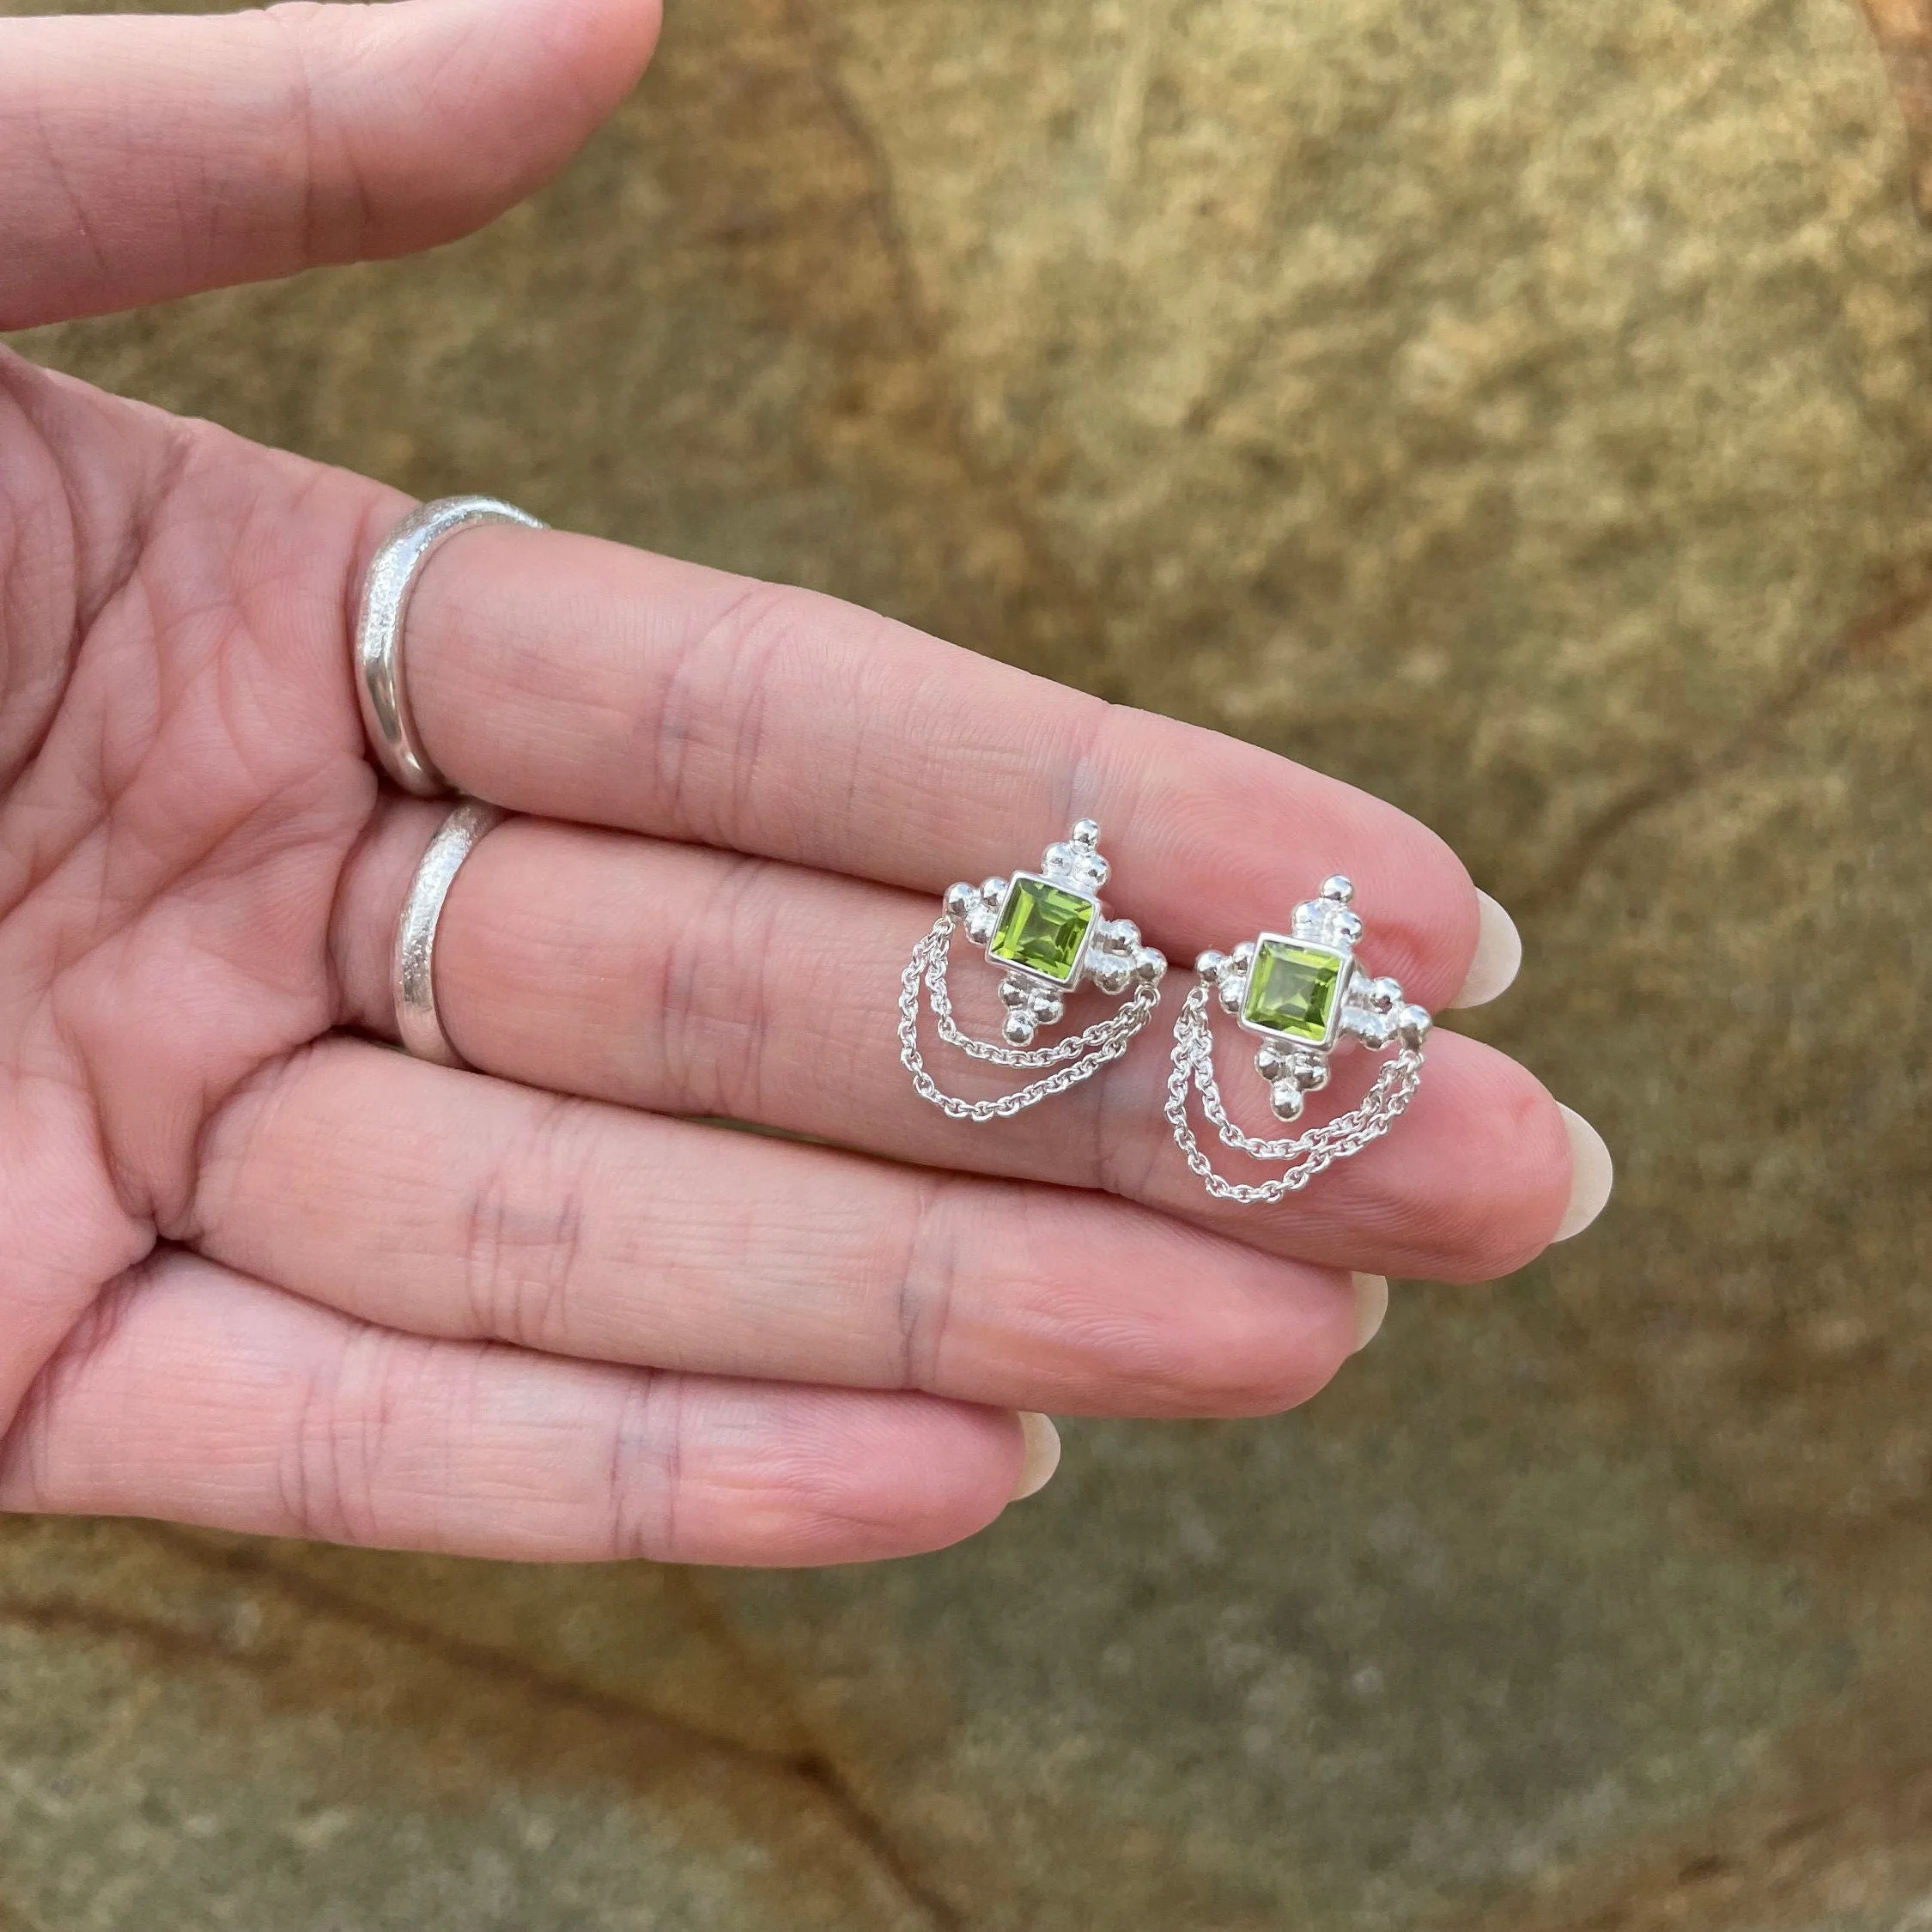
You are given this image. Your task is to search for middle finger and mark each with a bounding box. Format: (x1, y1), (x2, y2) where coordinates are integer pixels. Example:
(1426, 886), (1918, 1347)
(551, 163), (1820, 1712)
(331, 809), (1572, 1283)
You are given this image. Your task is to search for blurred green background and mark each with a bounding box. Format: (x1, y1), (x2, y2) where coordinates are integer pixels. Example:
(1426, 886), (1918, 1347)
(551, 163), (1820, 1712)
(7, 0), (1932, 1925)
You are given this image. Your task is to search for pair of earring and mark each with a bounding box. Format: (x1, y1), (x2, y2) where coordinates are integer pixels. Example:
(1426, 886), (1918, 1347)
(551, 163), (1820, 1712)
(897, 822), (1433, 1202)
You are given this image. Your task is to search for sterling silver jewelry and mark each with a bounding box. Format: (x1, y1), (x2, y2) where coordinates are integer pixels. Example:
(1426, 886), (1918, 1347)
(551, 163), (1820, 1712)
(1167, 875), (1432, 1202)
(355, 496), (545, 795)
(899, 820), (1168, 1121)
(395, 799), (507, 1069)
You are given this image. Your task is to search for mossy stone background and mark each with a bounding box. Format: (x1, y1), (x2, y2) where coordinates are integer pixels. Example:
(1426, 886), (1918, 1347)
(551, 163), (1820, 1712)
(6, 0), (1932, 1925)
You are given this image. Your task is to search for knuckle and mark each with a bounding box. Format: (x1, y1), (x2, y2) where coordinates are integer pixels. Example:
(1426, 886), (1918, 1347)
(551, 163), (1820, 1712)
(261, 4), (374, 263)
(1090, 1061), (1168, 1202)
(459, 1097), (596, 1352)
(599, 1373), (677, 1562)
(893, 1179), (966, 1390)
(278, 1325), (418, 1546)
(656, 855), (785, 1119)
(655, 580), (804, 849)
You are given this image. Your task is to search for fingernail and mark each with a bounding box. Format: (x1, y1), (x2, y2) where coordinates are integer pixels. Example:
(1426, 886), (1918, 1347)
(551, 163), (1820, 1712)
(1351, 1273), (1389, 1352)
(1449, 890), (1522, 1008)
(1012, 1413), (1062, 1499)
(1554, 1104), (1613, 1240)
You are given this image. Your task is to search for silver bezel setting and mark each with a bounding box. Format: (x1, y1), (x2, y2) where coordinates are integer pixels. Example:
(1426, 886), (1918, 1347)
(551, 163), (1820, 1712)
(1236, 933), (1355, 1052)
(986, 872), (1102, 989)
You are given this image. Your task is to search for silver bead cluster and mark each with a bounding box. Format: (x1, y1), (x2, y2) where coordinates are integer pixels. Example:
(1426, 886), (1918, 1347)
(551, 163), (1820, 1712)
(1252, 1038), (1331, 1123)
(1341, 971), (1433, 1054)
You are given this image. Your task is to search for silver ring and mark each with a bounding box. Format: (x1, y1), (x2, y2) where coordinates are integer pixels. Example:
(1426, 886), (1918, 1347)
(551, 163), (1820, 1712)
(394, 799), (507, 1069)
(355, 496), (545, 796)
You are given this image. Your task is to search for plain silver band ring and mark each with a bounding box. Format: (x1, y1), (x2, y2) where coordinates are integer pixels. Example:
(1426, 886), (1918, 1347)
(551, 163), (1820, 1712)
(394, 799), (507, 1069)
(355, 495), (546, 797)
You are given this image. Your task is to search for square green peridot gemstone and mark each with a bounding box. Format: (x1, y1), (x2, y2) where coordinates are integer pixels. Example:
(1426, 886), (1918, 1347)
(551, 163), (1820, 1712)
(1242, 939), (1344, 1042)
(988, 876), (1097, 984)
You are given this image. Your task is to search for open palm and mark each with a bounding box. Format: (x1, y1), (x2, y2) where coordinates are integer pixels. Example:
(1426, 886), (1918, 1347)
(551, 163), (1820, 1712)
(0, 0), (1594, 1566)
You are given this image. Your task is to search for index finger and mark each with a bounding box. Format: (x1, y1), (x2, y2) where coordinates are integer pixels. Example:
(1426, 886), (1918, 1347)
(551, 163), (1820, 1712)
(398, 527), (1482, 1005)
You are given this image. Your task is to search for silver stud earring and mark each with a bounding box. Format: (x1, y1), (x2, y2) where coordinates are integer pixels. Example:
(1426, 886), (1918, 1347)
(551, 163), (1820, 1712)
(1166, 875), (1432, 1201)
(899, 820), (1168, 1121)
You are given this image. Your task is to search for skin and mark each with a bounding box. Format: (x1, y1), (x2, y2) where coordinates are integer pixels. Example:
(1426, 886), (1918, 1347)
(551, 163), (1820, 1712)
(0, 0), (1581, 1567)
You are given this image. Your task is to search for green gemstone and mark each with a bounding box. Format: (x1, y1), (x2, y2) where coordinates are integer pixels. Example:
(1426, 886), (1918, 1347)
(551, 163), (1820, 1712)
(1242, 939), (1344, 1042)
(988, 876), (1097, 984)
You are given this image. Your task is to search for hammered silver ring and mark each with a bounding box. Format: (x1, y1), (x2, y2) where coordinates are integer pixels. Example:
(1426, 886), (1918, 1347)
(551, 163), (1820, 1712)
(393, 799), (507, 1069)
(355, 495), (545, 796)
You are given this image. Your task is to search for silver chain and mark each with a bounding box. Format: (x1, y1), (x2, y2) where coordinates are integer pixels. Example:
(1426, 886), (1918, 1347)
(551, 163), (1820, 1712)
(1164, 980), (1423, 1202)
(899, 916), (1162, 1121)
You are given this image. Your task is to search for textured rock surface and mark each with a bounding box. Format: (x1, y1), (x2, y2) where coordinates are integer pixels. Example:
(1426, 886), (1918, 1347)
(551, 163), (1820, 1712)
(7, 0), (1932, 1925)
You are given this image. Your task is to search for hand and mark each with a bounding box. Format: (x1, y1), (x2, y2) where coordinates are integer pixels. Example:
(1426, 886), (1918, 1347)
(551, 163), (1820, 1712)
(0, 0), (1603, 1566)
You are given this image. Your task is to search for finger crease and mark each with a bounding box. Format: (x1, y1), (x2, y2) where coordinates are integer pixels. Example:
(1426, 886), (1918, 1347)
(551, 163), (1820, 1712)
(893, 1176), (962, 1392)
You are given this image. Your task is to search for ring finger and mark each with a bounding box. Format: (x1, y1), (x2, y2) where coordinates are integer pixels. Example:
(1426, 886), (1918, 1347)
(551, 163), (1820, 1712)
(186, 1036), (1370, 1419)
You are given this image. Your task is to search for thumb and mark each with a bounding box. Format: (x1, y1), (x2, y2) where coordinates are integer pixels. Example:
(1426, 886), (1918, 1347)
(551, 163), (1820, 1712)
(0, 0), (662, 330)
